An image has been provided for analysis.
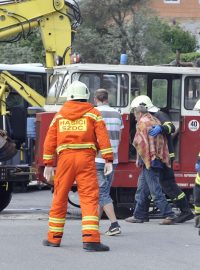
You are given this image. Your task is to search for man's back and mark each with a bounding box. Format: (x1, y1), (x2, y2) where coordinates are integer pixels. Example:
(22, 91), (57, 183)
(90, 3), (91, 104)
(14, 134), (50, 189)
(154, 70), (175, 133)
(96, 104), (123, 164)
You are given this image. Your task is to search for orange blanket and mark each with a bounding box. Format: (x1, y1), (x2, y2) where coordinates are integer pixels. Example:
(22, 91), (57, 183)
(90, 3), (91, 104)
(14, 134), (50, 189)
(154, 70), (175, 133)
(133, 113), (170, 169)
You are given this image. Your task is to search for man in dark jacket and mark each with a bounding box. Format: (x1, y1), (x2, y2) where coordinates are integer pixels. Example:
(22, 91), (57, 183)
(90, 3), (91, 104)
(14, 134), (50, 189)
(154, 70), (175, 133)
(125, 95), (194, 224)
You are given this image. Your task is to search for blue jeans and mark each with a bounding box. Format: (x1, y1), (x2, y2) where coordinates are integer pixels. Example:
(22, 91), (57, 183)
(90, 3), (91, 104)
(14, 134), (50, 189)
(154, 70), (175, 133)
(96, 163), (116, 207)
(134, 167), (174, 219)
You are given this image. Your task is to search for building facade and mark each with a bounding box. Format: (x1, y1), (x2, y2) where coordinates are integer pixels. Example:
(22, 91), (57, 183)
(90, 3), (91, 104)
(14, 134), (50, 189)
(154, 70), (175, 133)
(150, 0), (200, 49)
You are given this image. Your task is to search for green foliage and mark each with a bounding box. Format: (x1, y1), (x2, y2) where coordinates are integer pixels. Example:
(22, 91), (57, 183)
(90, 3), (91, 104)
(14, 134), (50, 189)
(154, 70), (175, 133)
(0, 31), (44, 64)
(0, 1), (197, 66)
(126, 11), (173, 65)
(161, 24), (197, 53)
(179, 52), (200, 62)
(73, 1), (197, 65)
(74, 0), (148, 64)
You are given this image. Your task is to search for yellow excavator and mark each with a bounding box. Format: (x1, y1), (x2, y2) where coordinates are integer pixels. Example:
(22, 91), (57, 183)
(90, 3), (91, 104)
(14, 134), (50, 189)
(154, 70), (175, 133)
(0, 0), (81, 211)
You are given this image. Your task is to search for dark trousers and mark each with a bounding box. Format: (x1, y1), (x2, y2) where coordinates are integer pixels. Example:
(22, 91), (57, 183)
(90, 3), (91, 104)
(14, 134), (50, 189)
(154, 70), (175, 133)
(134, 168), (174, 219)
(133, 165), (191, 214)
(160, 166), (183, 200)
(160, 165), (191, 212)
(194, 183), (200, 216)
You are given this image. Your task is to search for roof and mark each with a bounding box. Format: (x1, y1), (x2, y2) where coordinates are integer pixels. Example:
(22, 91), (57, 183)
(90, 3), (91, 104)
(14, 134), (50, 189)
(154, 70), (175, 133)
(0, 63), (46, 73)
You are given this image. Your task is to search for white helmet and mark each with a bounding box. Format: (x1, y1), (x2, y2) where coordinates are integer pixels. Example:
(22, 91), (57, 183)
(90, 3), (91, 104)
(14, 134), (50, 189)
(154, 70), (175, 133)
(131, 95), (159, 113)
(66, 81), (90, 100)
(194, 99), (200, 110)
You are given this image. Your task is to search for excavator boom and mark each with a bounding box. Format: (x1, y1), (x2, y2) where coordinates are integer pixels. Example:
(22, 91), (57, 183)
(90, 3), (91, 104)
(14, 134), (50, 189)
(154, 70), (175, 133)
(0, 71), (46, 110)
(0, 0), (81, 67)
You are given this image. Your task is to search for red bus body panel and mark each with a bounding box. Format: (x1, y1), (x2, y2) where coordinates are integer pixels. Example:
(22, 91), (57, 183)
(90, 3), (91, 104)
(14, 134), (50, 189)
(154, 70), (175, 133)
(35, 112), (199, 192)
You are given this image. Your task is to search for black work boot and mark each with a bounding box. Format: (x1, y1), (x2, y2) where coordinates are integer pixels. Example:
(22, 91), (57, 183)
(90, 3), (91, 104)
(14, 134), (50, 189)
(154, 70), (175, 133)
(174, 197), (194, 223)
(195, 215), (200, 228)
(83, 242), (110, 252)
(43, 239), (60, 247)
(173, 211), (194, 223)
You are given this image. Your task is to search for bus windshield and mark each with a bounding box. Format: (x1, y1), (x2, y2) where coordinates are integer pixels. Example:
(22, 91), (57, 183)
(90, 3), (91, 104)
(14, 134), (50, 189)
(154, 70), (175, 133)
(46, 73), (69, 105)
(71, 72), (129, 107)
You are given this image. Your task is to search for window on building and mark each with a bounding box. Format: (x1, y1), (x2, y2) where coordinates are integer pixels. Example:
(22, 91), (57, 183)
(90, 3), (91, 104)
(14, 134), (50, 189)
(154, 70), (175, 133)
(164, 0), (180, 3)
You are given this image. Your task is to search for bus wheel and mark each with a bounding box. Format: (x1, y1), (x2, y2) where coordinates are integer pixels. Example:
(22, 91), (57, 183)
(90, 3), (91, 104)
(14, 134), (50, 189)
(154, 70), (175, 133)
(0, 182), (12, 212)
(114, 205), (133, 219)
(68, 191), (80, 208)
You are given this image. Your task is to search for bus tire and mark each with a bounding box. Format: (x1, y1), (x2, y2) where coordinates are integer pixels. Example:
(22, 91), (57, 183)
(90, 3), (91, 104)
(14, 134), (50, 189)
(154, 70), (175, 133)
(114, 204), (133, 219)
(0, 182), (12, 212)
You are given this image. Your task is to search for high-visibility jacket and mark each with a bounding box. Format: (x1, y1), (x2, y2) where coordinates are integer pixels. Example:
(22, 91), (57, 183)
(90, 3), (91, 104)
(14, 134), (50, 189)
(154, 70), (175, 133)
(153, 111), (176, 160)
(194, 173), (200, 216)
(43, 101), (113, 165)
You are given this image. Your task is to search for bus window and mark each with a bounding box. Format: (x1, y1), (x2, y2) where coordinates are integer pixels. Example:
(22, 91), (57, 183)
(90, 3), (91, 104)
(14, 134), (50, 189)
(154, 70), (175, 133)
(10, 73), (25, 82)
(170, 78), (181, 162)
(6, 93), (24, 108)
(72, 72), (128, 107)
(130, 74), (147, 101)
(152, 79), (167, 108)
(102, 74), (117, 106)
(184, 77), (200, 110)
(47, 73), (66, 104)
(171, 79), (181, 110)
(27, 75), (45, 96)
(120, 74), (129, 107)
(4, 73), (25, 108)
(57, 75), (69, 104)
(78, 73), (101, 103)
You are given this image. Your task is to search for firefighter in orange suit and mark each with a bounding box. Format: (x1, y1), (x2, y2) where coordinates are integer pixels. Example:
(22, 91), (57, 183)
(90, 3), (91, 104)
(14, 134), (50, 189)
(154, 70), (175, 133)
(42, 81), (113, 252)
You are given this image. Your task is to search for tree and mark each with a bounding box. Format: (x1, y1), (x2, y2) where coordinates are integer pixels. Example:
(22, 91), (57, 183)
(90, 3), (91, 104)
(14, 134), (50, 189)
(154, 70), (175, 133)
(73, 0), (149, 64)
(0, 0), (197, 65)
(161, 23), (197, 53)
(0, 31), (44, 64)
(73, 0), (197, 65)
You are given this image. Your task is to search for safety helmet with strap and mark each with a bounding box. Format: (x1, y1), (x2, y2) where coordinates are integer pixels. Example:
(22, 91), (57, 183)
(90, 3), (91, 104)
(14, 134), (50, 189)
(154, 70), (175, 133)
(66, 81), (90, 100)
(130, 95), (159, 113)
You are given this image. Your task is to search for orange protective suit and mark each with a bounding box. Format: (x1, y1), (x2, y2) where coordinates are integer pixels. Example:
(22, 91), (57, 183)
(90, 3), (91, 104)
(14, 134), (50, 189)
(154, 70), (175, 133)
(43, 101), (113, 245)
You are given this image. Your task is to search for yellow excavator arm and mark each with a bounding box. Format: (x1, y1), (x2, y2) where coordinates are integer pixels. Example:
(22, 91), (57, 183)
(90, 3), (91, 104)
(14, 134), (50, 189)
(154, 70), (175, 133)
(0, 0), (81, 67)
(0, 71), (46, 115)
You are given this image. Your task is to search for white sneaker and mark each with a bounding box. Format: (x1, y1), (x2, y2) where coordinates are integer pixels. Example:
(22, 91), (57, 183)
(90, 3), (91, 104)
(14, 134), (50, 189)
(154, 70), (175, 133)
(105, 226), (121, 236)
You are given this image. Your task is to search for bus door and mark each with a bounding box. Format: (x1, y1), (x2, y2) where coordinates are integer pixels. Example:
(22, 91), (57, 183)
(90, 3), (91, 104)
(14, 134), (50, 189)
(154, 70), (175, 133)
(179, 75), (200, 173)
(129, 73), (149, 161)
(147, 73), (182, 166)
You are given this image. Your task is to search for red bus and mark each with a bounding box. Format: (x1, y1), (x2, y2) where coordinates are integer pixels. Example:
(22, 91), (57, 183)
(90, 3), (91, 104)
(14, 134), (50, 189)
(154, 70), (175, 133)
(35, 63), (200, 216)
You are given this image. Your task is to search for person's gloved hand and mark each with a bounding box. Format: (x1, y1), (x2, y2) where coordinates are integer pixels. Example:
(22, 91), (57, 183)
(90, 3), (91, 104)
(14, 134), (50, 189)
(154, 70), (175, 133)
(195, 160), (200, 173)
(43, 166), (54, 183)
(104, 162), (113, 176)
(149, 125), (162, 137)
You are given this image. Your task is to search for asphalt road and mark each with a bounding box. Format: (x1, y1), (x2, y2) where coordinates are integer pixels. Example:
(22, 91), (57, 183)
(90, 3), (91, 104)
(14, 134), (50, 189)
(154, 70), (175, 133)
(0, 189), (199, 270)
